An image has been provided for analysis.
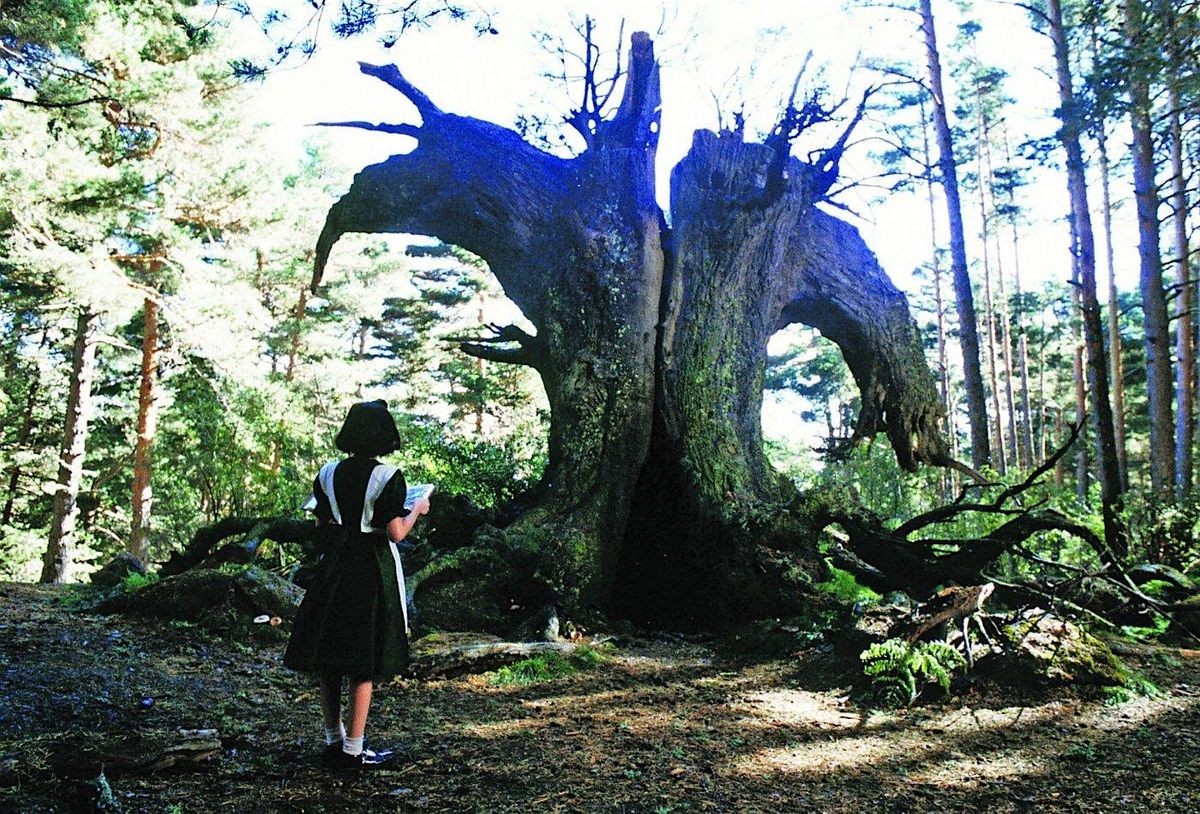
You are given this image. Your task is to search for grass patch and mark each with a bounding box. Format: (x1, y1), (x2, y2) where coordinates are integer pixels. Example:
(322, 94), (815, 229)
(488, 645), (606, 687)
(121, 571), (159, 592)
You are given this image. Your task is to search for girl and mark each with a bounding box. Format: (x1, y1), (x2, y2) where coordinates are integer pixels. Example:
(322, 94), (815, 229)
(284, 400), (430, 770)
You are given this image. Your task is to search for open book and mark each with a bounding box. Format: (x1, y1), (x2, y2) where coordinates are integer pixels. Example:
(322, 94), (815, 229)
(404, 483), (435, 511)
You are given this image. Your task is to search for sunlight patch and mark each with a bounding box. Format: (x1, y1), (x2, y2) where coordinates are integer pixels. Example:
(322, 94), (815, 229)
(732, 735), (895, 776)
(734, 689), (861, 730)
(460, 718), (551, 740)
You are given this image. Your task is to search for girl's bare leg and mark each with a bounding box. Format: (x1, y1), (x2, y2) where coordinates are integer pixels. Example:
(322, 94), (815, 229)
(346, 679), (373, 739)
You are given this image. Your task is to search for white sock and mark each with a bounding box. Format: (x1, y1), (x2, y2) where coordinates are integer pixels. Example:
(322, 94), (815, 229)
(343, 735), (364, 756)
(324, 724), (346, 746)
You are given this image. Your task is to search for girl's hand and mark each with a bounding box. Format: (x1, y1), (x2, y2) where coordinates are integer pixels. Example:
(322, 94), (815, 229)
(411, 496), (431, 517)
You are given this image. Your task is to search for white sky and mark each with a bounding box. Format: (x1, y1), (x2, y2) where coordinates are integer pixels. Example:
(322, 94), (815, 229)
(249, 0), (1143, 451)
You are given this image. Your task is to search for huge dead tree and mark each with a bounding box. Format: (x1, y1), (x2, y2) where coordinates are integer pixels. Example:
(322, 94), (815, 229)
(313, 33), (952, 627)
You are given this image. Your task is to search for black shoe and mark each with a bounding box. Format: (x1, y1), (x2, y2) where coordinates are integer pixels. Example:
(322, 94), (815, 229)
(324, 746), (394, 771)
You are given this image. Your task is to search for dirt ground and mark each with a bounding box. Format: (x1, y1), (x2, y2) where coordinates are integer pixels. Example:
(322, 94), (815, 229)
(1, 581), (1198, 814)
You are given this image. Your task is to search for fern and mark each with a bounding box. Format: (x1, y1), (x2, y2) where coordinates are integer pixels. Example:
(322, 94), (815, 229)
(861, 638), (967, 707)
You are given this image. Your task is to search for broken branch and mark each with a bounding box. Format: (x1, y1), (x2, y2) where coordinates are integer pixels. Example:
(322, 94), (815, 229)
(358, 62), (444, 120)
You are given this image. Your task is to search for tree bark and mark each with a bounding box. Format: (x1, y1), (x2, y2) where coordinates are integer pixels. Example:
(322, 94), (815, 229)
(983, 242), (1007, 474)
(1049, 0), (1125, 556)
(313, 36), (950, 625)
(922, 95), (955, 497)
(977, 95), (1019, 470)
(1003, 127), (1036, 471)
(1168, 10), (1194, 497)
(1096, 122), (1129, 490)
(1125, 0), (1175, 498)
(919, 0), (990, 469)
(130, 297), (160, 563)
(41, 307), (99, 583)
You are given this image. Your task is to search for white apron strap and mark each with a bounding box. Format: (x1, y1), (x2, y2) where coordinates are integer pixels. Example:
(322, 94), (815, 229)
(317, 461), (342, 525)
(361, 464), (399, 533)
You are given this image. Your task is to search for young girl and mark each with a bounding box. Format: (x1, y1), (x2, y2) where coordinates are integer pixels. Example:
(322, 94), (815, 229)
(284, 400), (430, 770)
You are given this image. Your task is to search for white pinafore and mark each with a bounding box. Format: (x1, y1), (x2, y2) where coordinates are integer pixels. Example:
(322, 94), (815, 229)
(316, 461), (409, 633)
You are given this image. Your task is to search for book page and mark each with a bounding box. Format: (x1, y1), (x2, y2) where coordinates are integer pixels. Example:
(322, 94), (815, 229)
(404, 483), (435, 510)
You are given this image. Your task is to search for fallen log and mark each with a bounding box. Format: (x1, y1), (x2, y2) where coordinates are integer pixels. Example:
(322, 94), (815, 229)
(48, 729), (222, 779)
(408, 633), (607, 679)
(159, 517), (315, 577)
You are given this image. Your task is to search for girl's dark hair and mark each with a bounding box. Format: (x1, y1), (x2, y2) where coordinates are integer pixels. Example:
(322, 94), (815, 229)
(335, 400), (402, 457)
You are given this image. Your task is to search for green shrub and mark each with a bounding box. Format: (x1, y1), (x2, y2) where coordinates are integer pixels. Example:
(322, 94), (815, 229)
(861, 638), (966, 707)
(815, 564), (880, 604)
(1103, 672), (1164, 705)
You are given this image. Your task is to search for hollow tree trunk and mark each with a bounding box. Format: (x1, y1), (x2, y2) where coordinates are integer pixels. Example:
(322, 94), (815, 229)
(41, 307), (99, 584)
(618, 133), (947, 625)
(313, 36), (948, 625)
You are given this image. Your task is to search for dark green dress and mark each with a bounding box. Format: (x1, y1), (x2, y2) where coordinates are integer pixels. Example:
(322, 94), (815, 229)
(284, 456), (410, 680)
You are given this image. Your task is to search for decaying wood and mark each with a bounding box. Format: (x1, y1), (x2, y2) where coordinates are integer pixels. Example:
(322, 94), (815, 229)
(899, 583), (994, 643)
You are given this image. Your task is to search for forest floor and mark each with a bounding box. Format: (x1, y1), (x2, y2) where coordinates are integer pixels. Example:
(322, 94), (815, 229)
(1, 581), (1198, 814)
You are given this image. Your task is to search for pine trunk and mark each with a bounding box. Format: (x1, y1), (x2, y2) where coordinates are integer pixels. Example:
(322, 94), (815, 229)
(921, 94), (955, 497)
(1003, 130), (1036, 470)
(41, 307), (100, 584)
(129, 298), (160, 563)
(1096, 127), (1129, 490)
(982, 239), (1007, 474)
(1169, 55), (1193, 496)
(1125, 0), (1175, 498)
(980, 108), (1019, 470)
(920, 0), (990, 468)
(1050, 0), (1125, 555)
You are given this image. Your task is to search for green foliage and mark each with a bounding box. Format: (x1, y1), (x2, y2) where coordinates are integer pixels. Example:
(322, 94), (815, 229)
(861, 638), (967, 707)
(397, 415), (546, 509)
(1118, 613), (1172, 642)
(487, 645), (607, 687)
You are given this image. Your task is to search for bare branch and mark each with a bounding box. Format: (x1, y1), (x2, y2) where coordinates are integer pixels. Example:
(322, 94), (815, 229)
(358, 62), (444, 120)
(892, 422), (1081, 538)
